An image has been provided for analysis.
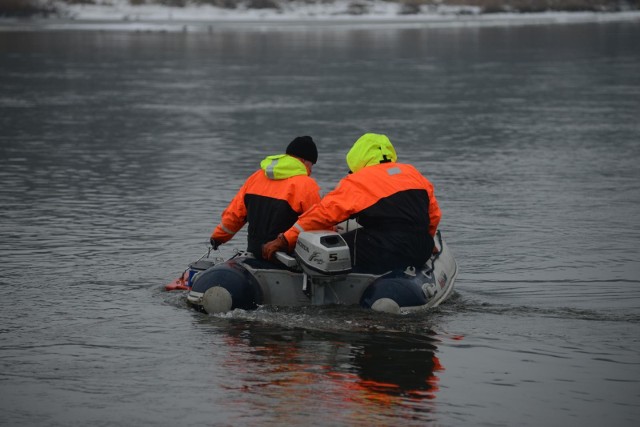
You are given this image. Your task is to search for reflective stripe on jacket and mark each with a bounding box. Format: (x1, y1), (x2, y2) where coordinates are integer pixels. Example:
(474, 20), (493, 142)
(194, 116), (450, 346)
(284, 162), (440, 246)
(212, 154), (321, 256)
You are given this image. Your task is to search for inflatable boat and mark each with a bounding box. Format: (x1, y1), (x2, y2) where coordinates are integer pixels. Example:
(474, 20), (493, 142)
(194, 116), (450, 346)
(165, 228), (457, 314)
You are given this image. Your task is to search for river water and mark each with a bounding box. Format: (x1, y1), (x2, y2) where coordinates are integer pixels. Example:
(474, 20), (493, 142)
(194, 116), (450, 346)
(1, 20), (639, 426)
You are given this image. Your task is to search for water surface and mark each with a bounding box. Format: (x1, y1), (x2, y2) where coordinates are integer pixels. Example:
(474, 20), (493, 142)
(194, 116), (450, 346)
(1, 21), (639, 426)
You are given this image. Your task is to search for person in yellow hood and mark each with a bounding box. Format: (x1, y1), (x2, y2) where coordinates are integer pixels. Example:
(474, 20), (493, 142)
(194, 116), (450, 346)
(210, 136), (321, 260)
(263, 133), (441, 274)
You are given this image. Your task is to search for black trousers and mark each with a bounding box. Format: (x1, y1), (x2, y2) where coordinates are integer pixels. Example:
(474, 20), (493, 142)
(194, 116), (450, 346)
(340, 228), (434, 274)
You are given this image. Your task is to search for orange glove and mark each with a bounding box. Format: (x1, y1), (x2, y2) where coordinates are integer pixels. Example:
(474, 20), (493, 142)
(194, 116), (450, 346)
(262, 233), (289, 262)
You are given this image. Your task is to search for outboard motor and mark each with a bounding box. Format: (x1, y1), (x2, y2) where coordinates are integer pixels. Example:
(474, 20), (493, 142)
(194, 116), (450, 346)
(294, 231), (352, 277)
(293, 231), (352, 303)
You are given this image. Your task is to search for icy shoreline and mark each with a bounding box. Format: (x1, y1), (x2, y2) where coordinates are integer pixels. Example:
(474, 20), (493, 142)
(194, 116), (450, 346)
(2, 0), (640, 32)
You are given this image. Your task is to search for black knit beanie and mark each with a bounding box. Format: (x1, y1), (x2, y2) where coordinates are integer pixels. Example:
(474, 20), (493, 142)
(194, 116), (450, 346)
(286, 136), (318, 164)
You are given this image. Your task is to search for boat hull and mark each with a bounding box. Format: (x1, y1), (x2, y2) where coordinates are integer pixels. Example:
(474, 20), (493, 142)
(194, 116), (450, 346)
(184, 231), (458, 314)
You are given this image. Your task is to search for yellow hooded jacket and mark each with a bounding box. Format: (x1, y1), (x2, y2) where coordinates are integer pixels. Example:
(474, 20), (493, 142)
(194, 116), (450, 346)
(212, 154), (321, 257)
(283, 133), (440, 251)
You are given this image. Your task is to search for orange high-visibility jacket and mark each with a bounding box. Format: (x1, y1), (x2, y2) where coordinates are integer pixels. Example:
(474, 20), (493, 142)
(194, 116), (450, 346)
(284, 162), (440, 247)
(212, 154), (321, 257)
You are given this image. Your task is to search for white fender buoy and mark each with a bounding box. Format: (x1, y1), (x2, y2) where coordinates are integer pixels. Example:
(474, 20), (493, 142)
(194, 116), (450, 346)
(371, 298), (400, 314)
(202, 286), (233, 314)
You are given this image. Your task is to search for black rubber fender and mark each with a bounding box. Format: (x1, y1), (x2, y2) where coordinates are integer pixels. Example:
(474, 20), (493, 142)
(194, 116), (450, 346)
(191, 259), (263, 311)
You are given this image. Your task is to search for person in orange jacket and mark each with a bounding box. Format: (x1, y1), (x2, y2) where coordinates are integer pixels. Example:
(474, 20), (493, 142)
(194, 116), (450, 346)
(262, 133), (441, 274)
(210, 136), (321, 260)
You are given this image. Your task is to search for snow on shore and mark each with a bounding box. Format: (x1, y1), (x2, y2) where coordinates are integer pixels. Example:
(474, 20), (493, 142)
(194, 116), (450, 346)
(58, 0), (476, 21)
(4, 0), (640, 31)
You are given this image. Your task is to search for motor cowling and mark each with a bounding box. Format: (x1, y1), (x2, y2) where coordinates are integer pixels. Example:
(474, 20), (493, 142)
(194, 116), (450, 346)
(294, 231), (352, 276)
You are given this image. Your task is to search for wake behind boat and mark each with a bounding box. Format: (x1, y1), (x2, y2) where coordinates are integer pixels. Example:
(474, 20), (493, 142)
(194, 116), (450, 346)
(165, 227), (458, 315)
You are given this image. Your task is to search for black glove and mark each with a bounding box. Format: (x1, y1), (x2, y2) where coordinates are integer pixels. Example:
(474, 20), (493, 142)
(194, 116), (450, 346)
(210, 238), (220, 250)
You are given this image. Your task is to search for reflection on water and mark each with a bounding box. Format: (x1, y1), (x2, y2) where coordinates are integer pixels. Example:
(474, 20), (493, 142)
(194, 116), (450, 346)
(201, 314), (446, 424)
